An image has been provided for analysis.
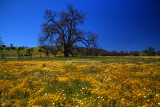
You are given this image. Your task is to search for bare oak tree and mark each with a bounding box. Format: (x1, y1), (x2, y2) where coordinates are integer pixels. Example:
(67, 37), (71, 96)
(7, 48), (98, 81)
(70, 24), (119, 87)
(39, 5), (98, 57)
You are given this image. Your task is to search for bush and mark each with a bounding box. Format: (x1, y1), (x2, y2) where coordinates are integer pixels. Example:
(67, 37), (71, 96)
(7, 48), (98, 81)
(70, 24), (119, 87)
(132, 51), (139, 56)
(11, 47), (16, 50)
(5, 47), (10, 50)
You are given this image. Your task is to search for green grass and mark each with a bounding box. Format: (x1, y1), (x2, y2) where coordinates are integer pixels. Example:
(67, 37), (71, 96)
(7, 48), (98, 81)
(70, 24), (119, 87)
(1, 56), (160, 65)
(0, 72), (18, 80)
(0, 47), (42, 57)
(0, 47), (65, 57)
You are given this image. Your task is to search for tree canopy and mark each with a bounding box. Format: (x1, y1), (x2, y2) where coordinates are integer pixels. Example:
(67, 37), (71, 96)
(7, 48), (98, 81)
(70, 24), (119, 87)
(39, 5), (98, 57)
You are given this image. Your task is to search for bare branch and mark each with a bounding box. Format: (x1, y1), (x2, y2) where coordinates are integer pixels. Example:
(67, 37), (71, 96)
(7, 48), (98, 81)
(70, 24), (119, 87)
(39, 5), (98, 57)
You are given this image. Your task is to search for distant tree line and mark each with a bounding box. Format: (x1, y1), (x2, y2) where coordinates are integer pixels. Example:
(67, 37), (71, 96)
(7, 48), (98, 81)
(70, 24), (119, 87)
(38, 45), (101, 57)
(0, 38), (35, 58)
(0, 36), (160, 58)
(37, 45), (160, 57)
(98, 46), (160, 56)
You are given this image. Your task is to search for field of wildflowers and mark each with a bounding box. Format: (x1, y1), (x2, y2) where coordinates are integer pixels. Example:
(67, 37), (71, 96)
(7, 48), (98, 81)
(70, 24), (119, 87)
(0, 56), (160, 106)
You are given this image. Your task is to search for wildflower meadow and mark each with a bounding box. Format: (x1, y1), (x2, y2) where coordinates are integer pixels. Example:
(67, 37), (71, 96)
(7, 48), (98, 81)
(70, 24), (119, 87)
(0, 56), (160, 106)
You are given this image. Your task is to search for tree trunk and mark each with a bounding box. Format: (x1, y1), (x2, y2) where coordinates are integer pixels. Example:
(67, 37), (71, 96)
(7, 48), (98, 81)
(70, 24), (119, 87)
(1, 52), (4, 59)
(64, 50), (69, 57)
(18, 53), (20, 59)
(30, 54), (32, 58)
(46, 50), (49, 56)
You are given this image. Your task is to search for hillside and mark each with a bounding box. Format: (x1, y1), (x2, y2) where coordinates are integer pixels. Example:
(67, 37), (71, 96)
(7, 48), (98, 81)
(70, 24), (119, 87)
(0, 46), (108, 57)
(0, 47), (42, 57)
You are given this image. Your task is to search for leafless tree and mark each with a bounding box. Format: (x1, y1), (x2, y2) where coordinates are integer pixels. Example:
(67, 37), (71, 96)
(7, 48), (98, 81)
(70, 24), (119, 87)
(50, 47), (59, 57)
(0, 37), (4, 58)
(26, 48), (34, 58)
(39, 5), (98, 57)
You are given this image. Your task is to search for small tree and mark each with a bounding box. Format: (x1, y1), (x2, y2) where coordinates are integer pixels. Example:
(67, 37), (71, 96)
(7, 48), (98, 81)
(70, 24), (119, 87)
(1, 45), (6, 48)
(26, 48), (34, 58)
(0, 37), (4, 58)
(41, 46), (51, 56)
(5, 47), (10, 50)
(0, 47), (4, 50)
(143, 46), (155, 56)
(132, 51), (139, 56)
(50, 47), (59, 57)
(147, 46), (155, 56)
(69, 46), (80, 56)
(38, 48), (43, 57)
(10, 44), (13, 48)
(78, 47), (87, 56)
(11, 47), (16, 50)
(17, 47), (24, 58)
(157, 51), (160, 56)
(120, 50), (124, 56)
(111, 51), (117, 56)
(0, 47), (4, 59)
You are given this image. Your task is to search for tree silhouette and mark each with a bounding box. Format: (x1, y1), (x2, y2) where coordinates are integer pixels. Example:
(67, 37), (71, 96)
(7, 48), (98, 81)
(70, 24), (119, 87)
(26, 48), (34, 58)
(39, 5), (98, 57)
(147, 46), (155, 56)
(17, 47), (24, 58)
(0, 37), (4, 58)
(38, 37), (54, 57)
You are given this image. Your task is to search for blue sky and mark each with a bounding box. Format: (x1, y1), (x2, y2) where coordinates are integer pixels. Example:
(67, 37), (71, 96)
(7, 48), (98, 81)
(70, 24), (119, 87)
(0, 0), (160, 51)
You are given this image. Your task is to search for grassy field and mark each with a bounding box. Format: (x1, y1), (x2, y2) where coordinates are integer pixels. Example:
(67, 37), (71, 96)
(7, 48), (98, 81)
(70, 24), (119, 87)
(0, 47), (64, 57)
(0, 56), (160, 106)
(0, 47), (41, 57)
